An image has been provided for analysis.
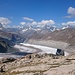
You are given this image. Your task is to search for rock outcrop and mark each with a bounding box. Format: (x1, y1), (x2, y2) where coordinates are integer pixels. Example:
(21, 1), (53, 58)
(0, 53), (75, 75)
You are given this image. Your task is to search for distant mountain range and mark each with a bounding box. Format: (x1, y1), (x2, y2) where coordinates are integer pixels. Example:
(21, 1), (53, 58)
(0, 23), (75, 53)
(27, 28), (75, 45)
(0, 24), (26, 53)
(0, 23), (75, 44)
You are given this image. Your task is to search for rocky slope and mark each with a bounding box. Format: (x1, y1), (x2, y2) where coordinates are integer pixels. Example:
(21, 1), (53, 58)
(0, 30), (25, 53)
(0, 30), (25, 43)
(27, 28), (75, 45)
(26, 28), (75, 53)
(0, 53), (75, 75)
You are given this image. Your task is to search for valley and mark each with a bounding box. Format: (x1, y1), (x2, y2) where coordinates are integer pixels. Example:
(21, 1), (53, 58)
(0, 26), (75, 75)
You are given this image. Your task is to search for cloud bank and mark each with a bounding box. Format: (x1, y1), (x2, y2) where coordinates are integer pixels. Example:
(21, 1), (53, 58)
(20, 22), (26, 25)
(65, 7), (75, 18)
(20, 17), (55, 27)
(38, 20), (55, 25)
(0, 17), (11, 27)
(62, 21), (75, 26)
(23, 17), (34, 21)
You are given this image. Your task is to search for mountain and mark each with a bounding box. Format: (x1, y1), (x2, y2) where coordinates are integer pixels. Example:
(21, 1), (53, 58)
(0, 25), (75, 75)
(5, 25), (74, 46)
(62, 25), (75, 30)
(0, 23), (4, 30)
(0, 30), (25, 43)
(0, 30), (25, 53)
(1, 24), (75, 53)
(25, 28), (75, 54)
(21, 25), (57, 33)
(0, 41), (7, 53)
(47, 28), (75, 45)
(27, 28), (75, 45)
(0, 24), (60, 39)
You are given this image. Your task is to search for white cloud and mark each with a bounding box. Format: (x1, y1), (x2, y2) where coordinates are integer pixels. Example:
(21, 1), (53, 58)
(31, 21), (37, 25)
(0, 17), (11, 25)
(38, 20), (55, 25)
(23, 17), (34, 21)
(20, 17), (55, 28)
(62, 21), (75, 26)
(20, 22), (26, 25)
(65, 7), (75, 18)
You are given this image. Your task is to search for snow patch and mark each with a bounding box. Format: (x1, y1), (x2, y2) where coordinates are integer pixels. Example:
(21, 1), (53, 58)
(14, 44), (36, 53)
(20, 43), (69, 56)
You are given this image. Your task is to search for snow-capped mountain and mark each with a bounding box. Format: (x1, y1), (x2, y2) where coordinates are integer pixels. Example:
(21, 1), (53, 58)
(0, 23), (4, 30)
(19, 25), (58, 35)
(62, 25), (75, 30)
(1, 23), (75, 44)
(0, 23), (60, 36)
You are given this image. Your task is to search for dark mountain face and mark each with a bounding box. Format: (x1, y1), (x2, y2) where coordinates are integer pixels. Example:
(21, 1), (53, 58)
(0, 30), (25, 43)
(0, 30), (25, 53)
(0, 23), (3, 28)
(0, 44), (7, 53)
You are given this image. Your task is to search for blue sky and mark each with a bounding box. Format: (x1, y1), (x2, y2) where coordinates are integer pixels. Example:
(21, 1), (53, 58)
(0, 0), (75, 28)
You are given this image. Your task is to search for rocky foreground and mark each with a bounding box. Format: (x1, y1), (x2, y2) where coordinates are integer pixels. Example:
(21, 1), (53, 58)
(0, 53), (75, 75)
